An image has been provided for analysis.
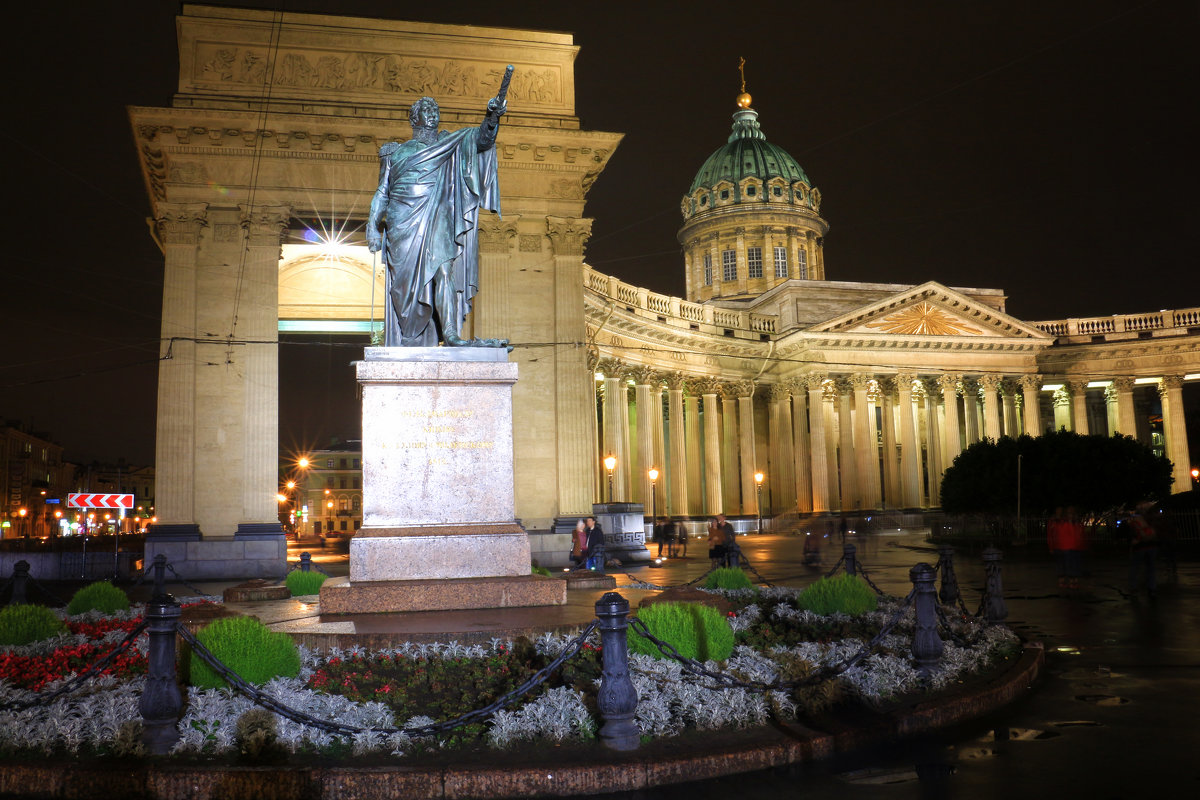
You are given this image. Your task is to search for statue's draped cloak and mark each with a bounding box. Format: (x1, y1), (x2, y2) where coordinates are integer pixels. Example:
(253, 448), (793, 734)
(378, 128), (499, 346)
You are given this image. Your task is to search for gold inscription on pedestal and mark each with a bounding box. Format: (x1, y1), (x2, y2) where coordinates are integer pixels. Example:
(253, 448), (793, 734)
(388, 409), (494, 465)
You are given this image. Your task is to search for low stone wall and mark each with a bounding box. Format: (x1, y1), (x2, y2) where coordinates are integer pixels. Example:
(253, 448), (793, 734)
(0, 551), (141, 582)
(528, 531), (571, 569)
(144, 537), (287, 580)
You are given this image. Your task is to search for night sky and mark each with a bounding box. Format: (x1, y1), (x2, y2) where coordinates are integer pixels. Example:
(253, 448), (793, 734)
(3, 0), (1196, 467)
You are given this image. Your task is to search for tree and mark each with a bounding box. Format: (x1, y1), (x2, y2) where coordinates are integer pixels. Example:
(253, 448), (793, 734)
(940, 431), (1172, 515)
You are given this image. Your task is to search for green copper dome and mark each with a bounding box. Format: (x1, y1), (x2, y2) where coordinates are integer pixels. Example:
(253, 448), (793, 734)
(688, 108), (811, 195)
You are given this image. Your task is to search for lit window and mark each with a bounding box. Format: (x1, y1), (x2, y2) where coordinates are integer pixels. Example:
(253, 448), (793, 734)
(797, 249), (808, 279)
(703, 252), (713, 286)
(746, 185), (756, 196)
(747, 247), (763, 278)
(774, 246), (788, 278)
(326, 459), (334, 468)
(722, 250), (737, 281)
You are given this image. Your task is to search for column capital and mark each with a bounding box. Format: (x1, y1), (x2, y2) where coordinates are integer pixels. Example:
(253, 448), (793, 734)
(154, 202), (209, 244)
(596, 358), (626, 379)
(896, 372), (918, 394)
(627, 365), (659, 387)
(1018, 374), (1043, 392)
(937, 373), (962, 394)
(1112, 376), (1136, 392)
(1161, 374), (1186, 391)
(721, 380), (755, 400)
(1053, 386), (1071, 408)
(239, 204), (290, 247)
(803, 372), (828, 391)
(769, 383), (792, 404)
(877, 376), (897, 395)
(1066, 378), (1090, 395)
(849, 373), (874, 390)
(922, 377), (943, 398)
(478, 215), (521, 253)
(978, 373), (1004, 392)
(663, 371), (687, 391)
(691, 376), (724, 396)
(545, 215), (593, 256)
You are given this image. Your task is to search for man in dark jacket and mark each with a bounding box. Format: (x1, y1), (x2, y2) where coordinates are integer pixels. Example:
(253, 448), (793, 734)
(584, 516), (605, 571)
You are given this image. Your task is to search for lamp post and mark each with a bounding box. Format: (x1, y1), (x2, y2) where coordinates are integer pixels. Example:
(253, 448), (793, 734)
(604, 454), (617, 503)
(753, 472), (764, 535)
(647, 467), (659, 531)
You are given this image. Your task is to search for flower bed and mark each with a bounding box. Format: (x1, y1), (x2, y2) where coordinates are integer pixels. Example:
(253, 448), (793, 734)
(0, 588), (1020, 760)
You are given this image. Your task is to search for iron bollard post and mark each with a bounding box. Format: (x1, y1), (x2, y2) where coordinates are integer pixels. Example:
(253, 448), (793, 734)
(982, 547), (1009, 623)
(594, 592), (639, 751)
(11, 560), (30, 605)
(299, 552), (313, 572)
(910, 562), (943, 673)
(140, 594), (182, 754)
(150, 554), (168, 598)
(937, 545), (960, 605)
(843, 543), (857, 577)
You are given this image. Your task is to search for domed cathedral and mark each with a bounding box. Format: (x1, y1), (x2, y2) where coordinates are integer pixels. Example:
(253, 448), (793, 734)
(679, 85), (828, 303)
(584, 77), (1199, 524)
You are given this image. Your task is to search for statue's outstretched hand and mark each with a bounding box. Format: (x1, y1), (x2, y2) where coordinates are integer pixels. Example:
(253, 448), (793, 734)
(487, 97), (507, 119)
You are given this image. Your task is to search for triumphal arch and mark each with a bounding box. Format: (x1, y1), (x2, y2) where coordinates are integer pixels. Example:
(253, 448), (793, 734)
(133, 6), (1198, 578)
(132, 5), (619, 576)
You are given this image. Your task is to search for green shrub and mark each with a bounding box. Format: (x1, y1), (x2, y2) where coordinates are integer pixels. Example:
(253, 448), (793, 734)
(66, 581), (130, 616)
(703, 567), (754, 591)
(0, 604), (68, 646)
(797, 573), (877, 616)
(530, 564), (551, 577)
(628, 601), (734, 662)
(285, 570), (327, 596)
(189, 616), (301, 689)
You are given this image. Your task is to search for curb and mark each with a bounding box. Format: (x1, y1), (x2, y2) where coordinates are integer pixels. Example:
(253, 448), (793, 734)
(0, 643), (1043, 799)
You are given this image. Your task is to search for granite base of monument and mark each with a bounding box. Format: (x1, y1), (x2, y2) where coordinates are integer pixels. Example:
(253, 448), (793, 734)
(320, 346), (565, 614)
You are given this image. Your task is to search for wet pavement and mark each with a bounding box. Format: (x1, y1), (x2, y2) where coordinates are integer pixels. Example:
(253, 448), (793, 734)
(157, 534), (1200, 798)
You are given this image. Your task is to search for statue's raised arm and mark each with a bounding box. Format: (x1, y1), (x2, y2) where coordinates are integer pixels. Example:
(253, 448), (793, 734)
(478, 65), (513, 151)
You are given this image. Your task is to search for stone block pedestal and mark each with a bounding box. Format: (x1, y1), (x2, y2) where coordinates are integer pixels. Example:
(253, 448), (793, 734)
(321, 347), (565, 614)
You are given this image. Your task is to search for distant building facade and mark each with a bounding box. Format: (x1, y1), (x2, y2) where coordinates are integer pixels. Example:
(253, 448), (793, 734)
(0, 423), (73, 538)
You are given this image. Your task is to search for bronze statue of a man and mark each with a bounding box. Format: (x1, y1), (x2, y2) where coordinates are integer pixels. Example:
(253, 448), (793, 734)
(366, 74), (510, 348)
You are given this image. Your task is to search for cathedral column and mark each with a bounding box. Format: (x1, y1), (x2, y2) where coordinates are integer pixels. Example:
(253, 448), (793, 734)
(1160, 376), (1192, 490)
(721, 384), (742, 514)
(922, 380), (943, 507)
(821, 378), (841, 512)
(897, 373), (922, 509)
(629, 366), (658, 507)
(806, 376), (832, 513)
(1052, 386), (1072, 432)
(666, 373), (688, 516)
(737, 382), (759, 515)
(150, 203), (207, 536)
(962, 378), (981, 445)
(546, 217), (597, 517)
(1112, 377), (1138, 436)
(651, 378), (666, 514)
(790, 381), (814, 513)
(683, 381), (703, 514)
(237, 205), (290, 535)
(474, 216), (519, 339)
(980, 374), (1004, 441)
(938, 374), (962, 466)
(599, 360), (630, 502)
(850, 374), (880, 510)
(1068, 380), (1090, 435)
(836, 379), (859, 511)
(1020, 375), (1043, 436)
(878, 378), (900, 508)
(1104, 384), (1120, 436)
(1001, 380), (1018, 437)
(697, 379), (724, 514)
(770, 384), (797, 512)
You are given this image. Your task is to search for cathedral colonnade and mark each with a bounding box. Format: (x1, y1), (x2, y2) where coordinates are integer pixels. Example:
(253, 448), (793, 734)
(586, 357), (1197, 518)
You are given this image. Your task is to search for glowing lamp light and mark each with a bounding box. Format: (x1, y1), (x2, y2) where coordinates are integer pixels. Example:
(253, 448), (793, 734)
(648, 468), (659, 482)
(754, 471), (764, 484)
(298, 457), (310, 468)
(603, 455), (616, 472)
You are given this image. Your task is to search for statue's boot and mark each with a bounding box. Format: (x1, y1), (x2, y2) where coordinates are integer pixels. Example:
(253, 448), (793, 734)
(436, 275), (511, 351)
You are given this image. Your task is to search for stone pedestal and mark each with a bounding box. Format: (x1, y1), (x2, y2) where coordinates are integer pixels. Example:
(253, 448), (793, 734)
(320, 347), (565, 613)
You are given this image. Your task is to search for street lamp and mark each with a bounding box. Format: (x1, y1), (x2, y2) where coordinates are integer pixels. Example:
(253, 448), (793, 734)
(603, 454), (617, 503)
(753, 471), (764, 535)
(17, 508), (27, 539)
(647, 467), (659, 529)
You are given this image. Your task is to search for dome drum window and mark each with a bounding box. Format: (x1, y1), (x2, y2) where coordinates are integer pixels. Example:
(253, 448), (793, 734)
(722, 249), (737, 282)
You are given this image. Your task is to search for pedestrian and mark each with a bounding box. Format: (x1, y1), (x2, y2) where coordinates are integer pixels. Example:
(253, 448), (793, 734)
(569, 519), (586, 569)
(707, 516), (725, 568)
(1047, 507), (1066, 588)
(653, 516), (666, 558)
(584, 516), (605, 571)
(1126, 504), (1159, 598)
(1058, 507), (1087, 591)
(803, 530), (821, 565)
(711, 513), (737, 568)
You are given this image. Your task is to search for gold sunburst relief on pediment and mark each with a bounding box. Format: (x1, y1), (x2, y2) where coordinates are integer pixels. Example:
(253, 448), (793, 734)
(863, 302), (984, 336)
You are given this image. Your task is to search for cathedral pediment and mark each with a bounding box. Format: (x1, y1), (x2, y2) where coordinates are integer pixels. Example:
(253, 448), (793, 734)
(806, 282), (1051, 340)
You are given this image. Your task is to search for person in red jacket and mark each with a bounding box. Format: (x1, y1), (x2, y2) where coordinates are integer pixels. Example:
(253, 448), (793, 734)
(1057, 507), (1087, 590)
(1047, 508), (1067, 588)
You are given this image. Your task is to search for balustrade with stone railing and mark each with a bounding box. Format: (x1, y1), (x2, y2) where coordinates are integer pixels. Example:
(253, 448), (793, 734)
(1031, 307), (1200, 339)
(585, 265), (777, 338)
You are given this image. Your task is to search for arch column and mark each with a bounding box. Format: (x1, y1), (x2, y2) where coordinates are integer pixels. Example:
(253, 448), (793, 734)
(1001, 380), (1018, 437)
(1068, 380), (1091, 435)
(237, 205), (291, 536)
(836, 378), (859, 511)
(629, 366), (658, 507)
(938, 374), (962, 465)
(720, 384), (742, 513)
(1020, 375), (1043, 436)
(1160, 376), (1192, 491)
(769, 384), (797, 513)
(474, 216), (520, 339)
(696, 378), (724, 514)
(922, 380), (942, 507)
(598, 360), (630, 501)
(821, 378), (841, 511)
(962, 378), (981, 445)
(736, 382), (759, 515)
(149, 203), (208, 538)
(878, 377), (900, 508)
(683, 381), (703, 514)
(850, 374), (880, 510)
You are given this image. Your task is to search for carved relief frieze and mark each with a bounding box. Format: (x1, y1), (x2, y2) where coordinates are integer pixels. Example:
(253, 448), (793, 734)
(518, 234), (543, 252)
(863, 301), (984, 336)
